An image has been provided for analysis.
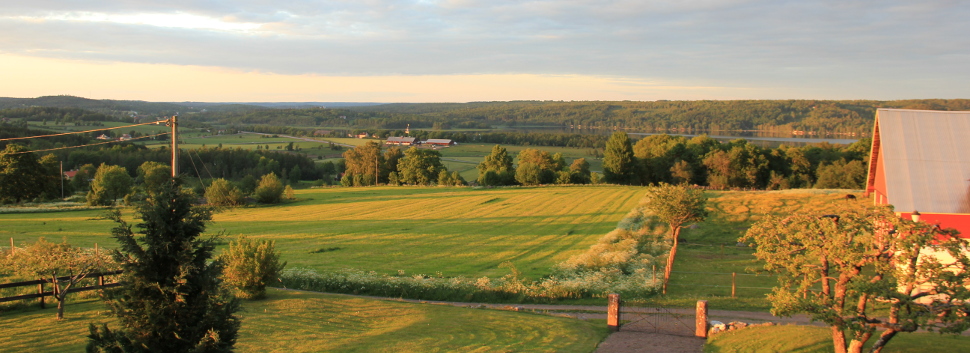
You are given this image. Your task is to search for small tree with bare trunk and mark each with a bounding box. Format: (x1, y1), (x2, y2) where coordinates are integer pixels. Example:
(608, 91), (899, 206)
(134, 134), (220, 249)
(742, 204), (970, 353)
(3, 238), (111, 319)
(642, 183), (708, 294)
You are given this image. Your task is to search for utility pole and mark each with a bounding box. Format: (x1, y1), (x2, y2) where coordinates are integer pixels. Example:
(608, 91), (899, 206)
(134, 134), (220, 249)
(169, 115), (178, 177)
(60, 161), (64, 199)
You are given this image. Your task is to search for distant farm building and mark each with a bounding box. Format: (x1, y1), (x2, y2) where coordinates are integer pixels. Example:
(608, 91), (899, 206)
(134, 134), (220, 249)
(353, 132), (371, 139)
(63, 170), (78, 180)
(385, 136), (417, 146)
(423, 139), (456, 147)
(866, 108), (970, 236)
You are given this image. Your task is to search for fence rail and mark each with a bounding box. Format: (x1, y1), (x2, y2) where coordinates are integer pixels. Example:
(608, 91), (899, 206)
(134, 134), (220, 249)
(0, 270), (123, 306)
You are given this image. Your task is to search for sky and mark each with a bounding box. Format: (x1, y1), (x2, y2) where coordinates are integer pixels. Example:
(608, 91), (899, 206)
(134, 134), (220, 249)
(0, 0), (968, 103)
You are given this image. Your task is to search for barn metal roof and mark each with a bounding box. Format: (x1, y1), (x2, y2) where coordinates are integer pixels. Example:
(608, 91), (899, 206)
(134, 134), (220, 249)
(386, 136), (416, 142)
(877, 109), (970, 214)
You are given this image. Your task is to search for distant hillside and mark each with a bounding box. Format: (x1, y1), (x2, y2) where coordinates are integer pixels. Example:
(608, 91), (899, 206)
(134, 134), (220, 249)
(347, 99), (970, 135)
(6, 96), (970, 137)
(0, 95), (194, 116)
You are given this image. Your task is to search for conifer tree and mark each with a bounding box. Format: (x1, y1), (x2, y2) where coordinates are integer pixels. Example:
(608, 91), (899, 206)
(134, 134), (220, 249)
(603, 132), (638, 185)
(88, 178), (240, 353)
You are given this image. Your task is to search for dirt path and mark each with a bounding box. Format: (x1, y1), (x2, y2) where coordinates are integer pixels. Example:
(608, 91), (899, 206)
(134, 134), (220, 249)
(277, 289), (970, 353)
(279, 289), (818, 352)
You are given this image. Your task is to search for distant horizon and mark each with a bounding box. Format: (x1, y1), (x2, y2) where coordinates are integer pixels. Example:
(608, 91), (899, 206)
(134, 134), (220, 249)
(5, 94), (970, 106)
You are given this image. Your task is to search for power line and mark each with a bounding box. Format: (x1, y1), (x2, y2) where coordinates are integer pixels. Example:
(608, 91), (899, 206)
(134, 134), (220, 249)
(0, 119), (171, 142)
(4, 132), (170, 155)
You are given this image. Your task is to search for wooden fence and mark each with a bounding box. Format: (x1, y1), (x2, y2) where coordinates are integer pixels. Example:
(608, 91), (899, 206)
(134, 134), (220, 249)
(0, 270), (122, 308)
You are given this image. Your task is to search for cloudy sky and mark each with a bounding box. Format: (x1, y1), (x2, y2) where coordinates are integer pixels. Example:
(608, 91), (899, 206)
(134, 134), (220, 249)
(1, 1), (967, 102)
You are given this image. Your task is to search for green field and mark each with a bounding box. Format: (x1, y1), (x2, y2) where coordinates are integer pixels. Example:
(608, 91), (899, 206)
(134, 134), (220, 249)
(1, 186), (867, 311)
(0, 288), (607, 352)
(632, 189), (865, 310)
(704, 324), (970, 353)
(0, 186), (642, 280)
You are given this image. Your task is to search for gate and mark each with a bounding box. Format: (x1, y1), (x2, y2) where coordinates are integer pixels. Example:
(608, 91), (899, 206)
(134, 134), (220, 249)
(618, 304), (696, 336)
(606, 294), (706, 337)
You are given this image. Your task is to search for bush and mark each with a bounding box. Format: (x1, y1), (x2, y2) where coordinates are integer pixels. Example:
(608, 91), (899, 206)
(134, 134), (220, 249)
(220, 236), (286, 300)
(205, 178), (245, 206)
(254, 173), (284, 204)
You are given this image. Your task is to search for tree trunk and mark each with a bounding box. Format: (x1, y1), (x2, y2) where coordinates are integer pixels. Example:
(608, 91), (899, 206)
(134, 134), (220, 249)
(663, 226), (681, 295)
(56, 296), (65, 320)
(54, 280), (65, 320)
(869, 329), (897, 353)
(847, 339), (865, 353)
(831, 326), (847, 353)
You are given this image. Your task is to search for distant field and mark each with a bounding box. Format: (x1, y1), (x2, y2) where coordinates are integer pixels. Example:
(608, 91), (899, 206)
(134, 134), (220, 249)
(0, 288), (607, 352)
(0, 186), (643, 280)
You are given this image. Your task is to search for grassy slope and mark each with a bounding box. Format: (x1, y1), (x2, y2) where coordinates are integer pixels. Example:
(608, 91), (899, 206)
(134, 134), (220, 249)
(705, 325), (970, 353)
(0, 186), (642, 280)
(0, 288), (607, 352)
(1, 186), (865, 310)
(643, 189), (866, 310)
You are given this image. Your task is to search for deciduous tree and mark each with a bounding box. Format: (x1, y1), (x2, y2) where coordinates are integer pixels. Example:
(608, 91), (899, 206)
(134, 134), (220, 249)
(642, 183), (708, 294)
(3, 238), (111, 319)
(477, 145), (515, 186)
(398, 147), (444, 186)
(569, 158), (591, 184)
(342, 141), (384, 186)
(0, 144), (60, 203)
(86, 164), (132, 206)
(742, 206), (970, 353)
(136, 161), (170, 197)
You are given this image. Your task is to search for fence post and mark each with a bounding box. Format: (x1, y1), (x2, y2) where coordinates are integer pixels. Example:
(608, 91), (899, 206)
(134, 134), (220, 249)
(696, 300), (708, 338)
(9, 237), (13, 255)
(732, 272), (736, 298)
(38, 279), (45, 309)
(607, 293), (620, 332)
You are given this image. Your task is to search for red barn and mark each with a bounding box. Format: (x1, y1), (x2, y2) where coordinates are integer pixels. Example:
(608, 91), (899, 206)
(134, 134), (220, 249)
(866, 108), (970, 237)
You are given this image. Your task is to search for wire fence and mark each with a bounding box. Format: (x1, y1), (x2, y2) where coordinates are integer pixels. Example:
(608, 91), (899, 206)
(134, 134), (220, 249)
(666, 270), (775, 298)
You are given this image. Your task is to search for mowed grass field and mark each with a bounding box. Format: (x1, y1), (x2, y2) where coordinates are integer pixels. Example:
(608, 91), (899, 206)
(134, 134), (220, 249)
(0, 185), (643, 280)
(704, 324), (970, 352)
(0, 288), (608, 352)
(653, 189), (867, 310)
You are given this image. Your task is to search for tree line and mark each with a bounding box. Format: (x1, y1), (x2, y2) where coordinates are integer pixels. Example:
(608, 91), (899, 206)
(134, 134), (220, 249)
(340, 142), (465, 187)
(600, 132), (870, 190)
(0, 143), (326, 204)
(349, 99), (970, 135)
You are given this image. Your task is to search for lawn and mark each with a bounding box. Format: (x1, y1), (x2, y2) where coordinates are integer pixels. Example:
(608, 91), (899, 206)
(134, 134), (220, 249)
(632, 189), (866, 310)
(1, 186), (864, 310)
(0, 185), (643, 280)
(0, 288), (608, 352)
(704, 324), (970, 353)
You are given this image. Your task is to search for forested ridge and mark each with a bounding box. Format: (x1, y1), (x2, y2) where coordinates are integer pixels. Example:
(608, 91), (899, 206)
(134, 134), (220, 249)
(348, 99), (970, 134)
(5, 96), (970, 137)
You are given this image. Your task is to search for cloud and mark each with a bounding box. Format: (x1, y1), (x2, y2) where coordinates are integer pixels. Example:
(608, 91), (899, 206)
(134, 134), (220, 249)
(1, 0), (968, 99)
